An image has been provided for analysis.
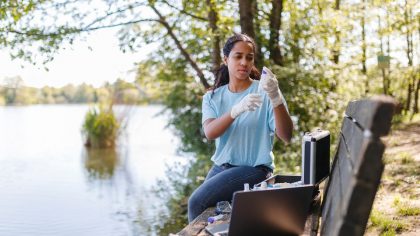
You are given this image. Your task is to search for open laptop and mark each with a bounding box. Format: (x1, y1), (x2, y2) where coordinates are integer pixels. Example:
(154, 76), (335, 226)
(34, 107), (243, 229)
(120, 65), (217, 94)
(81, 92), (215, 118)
(205, 185), (315, 236)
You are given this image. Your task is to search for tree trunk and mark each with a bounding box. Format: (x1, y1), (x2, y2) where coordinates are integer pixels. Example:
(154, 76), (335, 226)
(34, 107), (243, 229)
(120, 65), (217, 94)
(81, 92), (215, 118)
(238, 0), (255, 39)
(269, 0), (284, 66)
(406, 77), (413, 111)
(238, 0), (261, 67)
(207, 0), (221, 77)
(333, 0), (340, 64)
(381, 69), (388, 95)
(413, 74), (420, 114)
(378, 14), (388, 95)
(361, 1), (368, 94)
(149, 4), (210, 89)
(252, 0), (263, 68)
(404, 0), (413, 67)
(404, 0), (414, 111)
(386, 10), (392, 96)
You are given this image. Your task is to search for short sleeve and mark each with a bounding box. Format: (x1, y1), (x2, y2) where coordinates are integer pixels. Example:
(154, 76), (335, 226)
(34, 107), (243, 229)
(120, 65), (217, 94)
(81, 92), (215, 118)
(202, 92), (217, 124)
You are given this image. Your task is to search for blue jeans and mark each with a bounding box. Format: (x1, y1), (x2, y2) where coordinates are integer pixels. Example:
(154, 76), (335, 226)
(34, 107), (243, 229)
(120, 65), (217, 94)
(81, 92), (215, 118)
(188, 164), (272, 222)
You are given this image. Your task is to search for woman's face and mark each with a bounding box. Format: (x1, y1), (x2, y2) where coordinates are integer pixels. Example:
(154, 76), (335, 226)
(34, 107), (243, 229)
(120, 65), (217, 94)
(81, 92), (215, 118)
(224, 41), (255, 81)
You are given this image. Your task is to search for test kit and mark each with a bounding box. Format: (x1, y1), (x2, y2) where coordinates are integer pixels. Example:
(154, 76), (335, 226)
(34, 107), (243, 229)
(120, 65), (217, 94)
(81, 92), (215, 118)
(301, 129), (330, 185)
(214, 129), (331, 235)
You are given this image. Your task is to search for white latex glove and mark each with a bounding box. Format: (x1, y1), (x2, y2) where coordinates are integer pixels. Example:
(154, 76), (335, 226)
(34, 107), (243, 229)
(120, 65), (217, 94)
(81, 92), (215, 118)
(230, 93), (263, 119)
(259, 66), (284, 107)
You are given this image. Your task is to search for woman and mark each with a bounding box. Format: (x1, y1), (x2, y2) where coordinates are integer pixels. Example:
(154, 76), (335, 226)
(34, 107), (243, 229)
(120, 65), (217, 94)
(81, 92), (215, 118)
(188, 33), (293, 222)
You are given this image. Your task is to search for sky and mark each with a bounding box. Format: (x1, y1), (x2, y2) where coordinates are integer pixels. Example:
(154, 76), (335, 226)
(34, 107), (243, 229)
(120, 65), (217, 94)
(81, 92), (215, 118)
(0, 28), (150, 88)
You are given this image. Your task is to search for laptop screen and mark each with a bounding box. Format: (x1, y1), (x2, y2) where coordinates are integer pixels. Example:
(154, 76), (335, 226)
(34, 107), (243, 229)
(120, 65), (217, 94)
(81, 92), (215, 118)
(227, 185), (314, 236)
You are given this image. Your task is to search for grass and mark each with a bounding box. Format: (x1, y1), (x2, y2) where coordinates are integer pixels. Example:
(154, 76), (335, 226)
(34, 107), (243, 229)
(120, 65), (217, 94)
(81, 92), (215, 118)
(369, 210), (406, 235)
(399, 152), (415, 165)
(386, 152), (419, 179)
(393, 197), (420, 216)
(368, 121), (420, 235)
(398, 205), (420, 216)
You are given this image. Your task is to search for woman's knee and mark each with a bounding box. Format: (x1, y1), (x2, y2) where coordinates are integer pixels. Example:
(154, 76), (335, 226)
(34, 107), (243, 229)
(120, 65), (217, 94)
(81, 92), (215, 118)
(188, 187), (207, 221)
(188, 189), (200, 210)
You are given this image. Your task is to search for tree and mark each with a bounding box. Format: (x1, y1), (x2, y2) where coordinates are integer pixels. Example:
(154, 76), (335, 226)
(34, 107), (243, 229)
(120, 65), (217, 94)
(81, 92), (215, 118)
(332, 0), (341, 64)
(238, 0), (267, 68)
(3, 0), (214, 89)
(361, 0), (368, 94)
(269, 0), (284, 66)
(2, 76), (24, 104)
(402, 0), (415, 112)
(207, 0), (222, 75)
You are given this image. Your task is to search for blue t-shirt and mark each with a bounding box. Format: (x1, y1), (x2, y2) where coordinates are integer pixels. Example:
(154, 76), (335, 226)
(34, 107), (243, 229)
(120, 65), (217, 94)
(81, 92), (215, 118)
(202, 80), (278, 169)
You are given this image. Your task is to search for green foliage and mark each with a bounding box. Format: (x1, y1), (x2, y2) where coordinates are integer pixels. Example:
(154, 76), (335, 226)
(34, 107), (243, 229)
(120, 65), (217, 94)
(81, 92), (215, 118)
(393, 197), (420, 217)
(135, 56), (214, 156)
(269, 64), (344, 173)
(82, 105), (120, 148)
(134, 57), (214, 235)
(2, 0), (419, 234)
(397, 204), (420, 217)
(0, 78), (146, 105)
(369, 210), (406, 235)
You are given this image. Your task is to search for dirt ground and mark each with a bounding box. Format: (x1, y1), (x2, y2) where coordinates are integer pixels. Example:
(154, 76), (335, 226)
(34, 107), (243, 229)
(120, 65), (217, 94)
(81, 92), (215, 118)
(365, 121), (420, 235)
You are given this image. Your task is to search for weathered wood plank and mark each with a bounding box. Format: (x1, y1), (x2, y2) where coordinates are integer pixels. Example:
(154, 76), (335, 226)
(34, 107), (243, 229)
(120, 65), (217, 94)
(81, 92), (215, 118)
(341, 178), (382, 226)
(354, 139), (385, 183)
(321, 135), (354, 235)
(345, 95), (396, 137)
(321, 96), (396, 236)
(177, 207), (219, 236)
(340, 117), (362, 168)
(336, 118), (386, 182)
(335, 219), (366, 236)
(306, 193), (322, 236)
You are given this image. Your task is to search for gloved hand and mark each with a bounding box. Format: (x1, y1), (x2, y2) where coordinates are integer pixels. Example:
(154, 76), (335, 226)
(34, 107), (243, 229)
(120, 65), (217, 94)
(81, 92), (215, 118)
(230, 93), (263, 119)
(259, 66), (284, 107)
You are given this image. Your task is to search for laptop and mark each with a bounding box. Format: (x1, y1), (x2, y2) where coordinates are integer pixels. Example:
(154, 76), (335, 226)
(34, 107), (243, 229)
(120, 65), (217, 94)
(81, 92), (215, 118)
(205, 184), (315, 236)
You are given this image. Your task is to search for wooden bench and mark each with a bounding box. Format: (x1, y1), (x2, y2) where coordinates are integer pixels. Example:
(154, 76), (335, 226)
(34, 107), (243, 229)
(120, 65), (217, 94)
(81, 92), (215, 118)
(177, 96), (397, 236)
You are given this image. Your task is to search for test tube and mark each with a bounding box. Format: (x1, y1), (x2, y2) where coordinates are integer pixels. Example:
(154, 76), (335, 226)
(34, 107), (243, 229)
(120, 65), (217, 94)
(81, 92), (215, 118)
(244, 183), (250, 191)
(258, 67), (269, 94)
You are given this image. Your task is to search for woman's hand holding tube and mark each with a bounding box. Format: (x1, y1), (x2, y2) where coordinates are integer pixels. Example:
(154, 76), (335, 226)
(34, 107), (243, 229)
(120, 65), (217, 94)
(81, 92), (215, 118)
(259, 66), (284, 108)
(230, 93), (263, 119)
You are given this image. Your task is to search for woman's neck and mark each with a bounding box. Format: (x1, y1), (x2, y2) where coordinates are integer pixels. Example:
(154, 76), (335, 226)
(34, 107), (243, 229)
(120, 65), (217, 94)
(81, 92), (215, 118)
(228, 78), (252, 93)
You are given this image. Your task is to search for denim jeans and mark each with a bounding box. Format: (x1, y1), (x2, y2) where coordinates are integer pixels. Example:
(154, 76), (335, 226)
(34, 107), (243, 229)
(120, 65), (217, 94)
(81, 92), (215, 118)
(187, 164), (272, 222)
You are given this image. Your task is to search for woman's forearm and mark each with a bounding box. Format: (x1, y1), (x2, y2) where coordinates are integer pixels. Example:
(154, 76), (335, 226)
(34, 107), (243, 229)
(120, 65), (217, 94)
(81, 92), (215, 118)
(203, 112), (235, 140)
(273, 104), (293, 143)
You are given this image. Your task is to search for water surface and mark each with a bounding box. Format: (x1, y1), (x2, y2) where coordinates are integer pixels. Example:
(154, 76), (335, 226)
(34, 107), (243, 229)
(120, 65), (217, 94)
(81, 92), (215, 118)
(0, 105), (184, 236)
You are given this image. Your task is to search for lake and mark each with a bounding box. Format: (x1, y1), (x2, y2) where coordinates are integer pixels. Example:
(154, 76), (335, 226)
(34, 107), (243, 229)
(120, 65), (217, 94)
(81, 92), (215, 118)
(0, 105), (187, 236)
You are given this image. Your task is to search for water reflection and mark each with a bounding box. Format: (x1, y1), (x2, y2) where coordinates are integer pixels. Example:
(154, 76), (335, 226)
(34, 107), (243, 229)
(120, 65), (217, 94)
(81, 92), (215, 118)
(82, 147), (119, 181)
(81, 145), (166, 235)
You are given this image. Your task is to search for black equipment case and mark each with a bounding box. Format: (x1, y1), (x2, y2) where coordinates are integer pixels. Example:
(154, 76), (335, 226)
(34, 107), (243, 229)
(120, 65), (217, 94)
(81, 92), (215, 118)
(301, 129), (330, 185)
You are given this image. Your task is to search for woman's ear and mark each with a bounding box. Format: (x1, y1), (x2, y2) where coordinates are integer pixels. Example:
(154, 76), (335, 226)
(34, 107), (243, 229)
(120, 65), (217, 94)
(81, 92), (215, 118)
(223, 56), (227, 65)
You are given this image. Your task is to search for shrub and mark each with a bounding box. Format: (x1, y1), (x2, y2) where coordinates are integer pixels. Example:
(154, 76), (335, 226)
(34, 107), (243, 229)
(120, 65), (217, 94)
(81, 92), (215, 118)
(82, 105), (120, 148)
